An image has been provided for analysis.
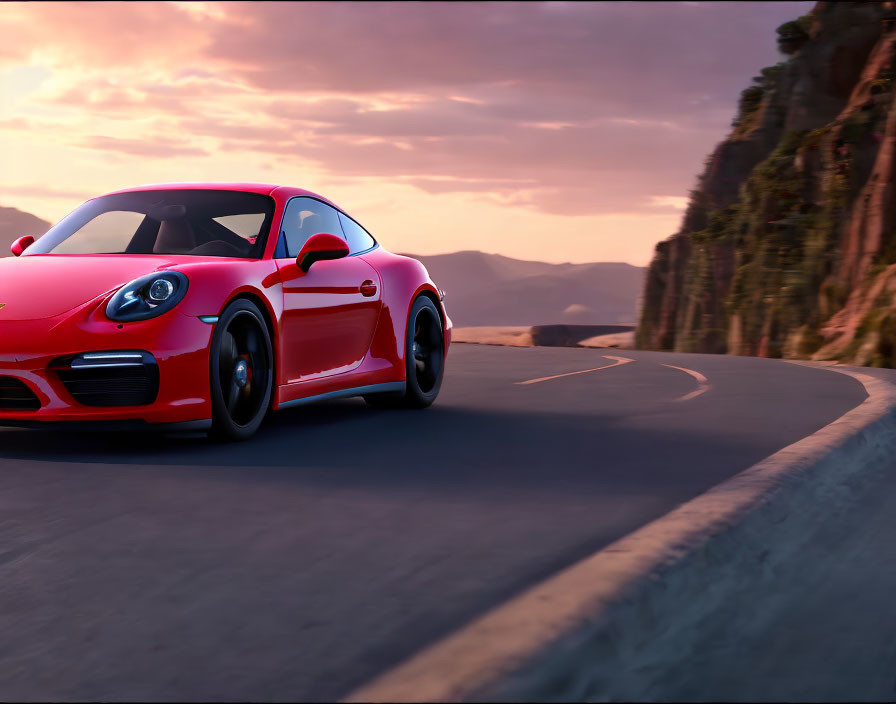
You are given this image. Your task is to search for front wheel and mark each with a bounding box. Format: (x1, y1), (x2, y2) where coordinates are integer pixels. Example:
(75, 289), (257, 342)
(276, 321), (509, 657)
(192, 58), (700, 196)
(209, 299), (273, 441)
(365, 296), (444, 409)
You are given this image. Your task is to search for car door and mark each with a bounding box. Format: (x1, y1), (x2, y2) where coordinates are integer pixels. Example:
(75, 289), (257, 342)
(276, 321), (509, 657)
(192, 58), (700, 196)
(275, 197), (382, 384)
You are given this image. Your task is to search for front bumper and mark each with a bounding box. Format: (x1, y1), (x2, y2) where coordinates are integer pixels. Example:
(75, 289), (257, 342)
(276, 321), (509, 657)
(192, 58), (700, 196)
(0, 306), (214, 426)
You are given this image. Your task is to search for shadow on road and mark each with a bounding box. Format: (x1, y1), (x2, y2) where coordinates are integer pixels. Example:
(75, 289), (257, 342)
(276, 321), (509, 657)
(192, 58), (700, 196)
(0, 399), (768, 499)
(0, 400), (773, 702)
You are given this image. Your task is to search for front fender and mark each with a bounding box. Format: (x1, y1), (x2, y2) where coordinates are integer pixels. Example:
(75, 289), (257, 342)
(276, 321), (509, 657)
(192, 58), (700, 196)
(175, 260), (282, 321)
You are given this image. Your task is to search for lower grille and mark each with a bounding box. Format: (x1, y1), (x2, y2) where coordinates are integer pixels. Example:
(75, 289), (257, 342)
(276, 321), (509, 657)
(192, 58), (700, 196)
(0, 377), (41, 410)
(54, 351), (160, 407)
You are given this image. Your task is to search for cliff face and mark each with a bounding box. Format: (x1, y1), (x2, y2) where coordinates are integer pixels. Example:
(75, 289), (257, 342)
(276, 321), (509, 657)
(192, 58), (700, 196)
(637, 1), (896, 366)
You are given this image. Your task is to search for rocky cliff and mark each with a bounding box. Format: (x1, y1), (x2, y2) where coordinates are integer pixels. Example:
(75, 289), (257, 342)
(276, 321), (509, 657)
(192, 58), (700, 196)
(638, 1), (896, 366)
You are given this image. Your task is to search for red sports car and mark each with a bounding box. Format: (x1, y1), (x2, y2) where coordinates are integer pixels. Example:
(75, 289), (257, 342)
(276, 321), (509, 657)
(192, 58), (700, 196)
(0, 183), (451, 440)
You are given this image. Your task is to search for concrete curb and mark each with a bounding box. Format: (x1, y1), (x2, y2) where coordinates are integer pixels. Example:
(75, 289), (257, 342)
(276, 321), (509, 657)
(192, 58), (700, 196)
(345, 365), (896, 702)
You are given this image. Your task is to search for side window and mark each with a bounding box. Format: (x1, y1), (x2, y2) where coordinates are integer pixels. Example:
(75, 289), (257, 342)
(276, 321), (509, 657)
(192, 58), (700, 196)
(276, 197), (344, 259)
(338, 212), (376, 253)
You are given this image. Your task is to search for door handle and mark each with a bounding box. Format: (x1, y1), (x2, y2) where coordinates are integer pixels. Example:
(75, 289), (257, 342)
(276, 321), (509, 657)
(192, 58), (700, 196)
(360, 280), (378, 297)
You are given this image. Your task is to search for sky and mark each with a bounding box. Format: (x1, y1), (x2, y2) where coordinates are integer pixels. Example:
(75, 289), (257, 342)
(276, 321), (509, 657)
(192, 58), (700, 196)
(0, 0), (812, 265)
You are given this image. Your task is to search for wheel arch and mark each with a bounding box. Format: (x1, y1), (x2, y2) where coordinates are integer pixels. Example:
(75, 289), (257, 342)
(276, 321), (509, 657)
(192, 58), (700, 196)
(407, 284), (447, 353)
(220, 290), (280, 386)
(416, 287), (444, 328)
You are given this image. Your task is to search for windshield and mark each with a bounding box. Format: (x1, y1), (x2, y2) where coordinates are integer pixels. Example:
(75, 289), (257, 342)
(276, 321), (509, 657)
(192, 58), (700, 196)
(26, 189), (276, 259)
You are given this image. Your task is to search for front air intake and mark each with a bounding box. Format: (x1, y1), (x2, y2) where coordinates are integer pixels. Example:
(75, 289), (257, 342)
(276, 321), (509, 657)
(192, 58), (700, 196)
(53, 351), (160, 407)
(0, 377), (41, 410)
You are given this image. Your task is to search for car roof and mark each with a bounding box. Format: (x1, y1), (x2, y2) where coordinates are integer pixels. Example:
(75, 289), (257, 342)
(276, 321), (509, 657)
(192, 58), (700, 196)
(100, 182), (343, 210)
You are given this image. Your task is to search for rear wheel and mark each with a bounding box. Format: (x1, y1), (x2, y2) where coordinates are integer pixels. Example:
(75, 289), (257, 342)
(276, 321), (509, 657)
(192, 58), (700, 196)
(365, 295), (444, 409)
(209, 299), (273, 441)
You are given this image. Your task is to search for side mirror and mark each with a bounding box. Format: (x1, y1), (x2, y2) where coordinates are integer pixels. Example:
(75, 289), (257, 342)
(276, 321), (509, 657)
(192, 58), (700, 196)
(10, 235), (34, 257)
(296, 232), (349, 272)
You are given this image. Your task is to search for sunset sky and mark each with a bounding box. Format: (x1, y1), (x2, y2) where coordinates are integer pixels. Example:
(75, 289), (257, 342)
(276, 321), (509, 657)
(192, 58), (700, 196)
(1, 0), (811, 265)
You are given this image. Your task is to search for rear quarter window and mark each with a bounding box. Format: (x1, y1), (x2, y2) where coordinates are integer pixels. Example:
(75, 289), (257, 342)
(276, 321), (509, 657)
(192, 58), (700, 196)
(338, 212), (376, 254)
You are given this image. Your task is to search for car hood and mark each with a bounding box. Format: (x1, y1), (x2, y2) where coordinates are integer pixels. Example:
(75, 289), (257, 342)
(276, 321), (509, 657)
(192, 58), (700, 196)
(0, 254), (192, 321)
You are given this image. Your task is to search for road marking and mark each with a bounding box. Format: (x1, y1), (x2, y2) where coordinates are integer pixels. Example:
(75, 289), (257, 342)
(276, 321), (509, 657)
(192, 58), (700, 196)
(515, 355), (635, 385)
(661, 363), (710, 401)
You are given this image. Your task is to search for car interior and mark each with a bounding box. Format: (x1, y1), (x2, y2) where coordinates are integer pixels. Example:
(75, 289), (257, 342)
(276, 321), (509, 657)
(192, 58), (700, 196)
(122, 200), (271, 258)
(290, 212), (324, 256)
(141, 215), (254, 258)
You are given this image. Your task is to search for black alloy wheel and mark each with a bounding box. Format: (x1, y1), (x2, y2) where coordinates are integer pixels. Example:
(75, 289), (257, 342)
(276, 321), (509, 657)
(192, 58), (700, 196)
(411, 302), (443, 395)
(365, 295), (444, 409)
(209, 299), (273, 441)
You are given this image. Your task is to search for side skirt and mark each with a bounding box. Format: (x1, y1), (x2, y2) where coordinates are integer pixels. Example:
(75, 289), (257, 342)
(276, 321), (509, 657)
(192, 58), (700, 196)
(276, 381), (405, 410)
(0, 418), (213, 432)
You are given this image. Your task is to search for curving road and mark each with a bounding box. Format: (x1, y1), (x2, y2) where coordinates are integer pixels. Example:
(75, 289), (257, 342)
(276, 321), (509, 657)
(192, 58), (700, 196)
(0, 344), (868, 701)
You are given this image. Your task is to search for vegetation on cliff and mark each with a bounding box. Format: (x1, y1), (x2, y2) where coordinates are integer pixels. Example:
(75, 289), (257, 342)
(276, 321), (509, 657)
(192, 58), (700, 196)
(638, 1), (896, 367)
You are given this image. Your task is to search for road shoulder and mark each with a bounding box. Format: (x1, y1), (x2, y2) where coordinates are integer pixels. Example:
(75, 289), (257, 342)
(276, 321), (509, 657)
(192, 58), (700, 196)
(346, 365), (896, 702)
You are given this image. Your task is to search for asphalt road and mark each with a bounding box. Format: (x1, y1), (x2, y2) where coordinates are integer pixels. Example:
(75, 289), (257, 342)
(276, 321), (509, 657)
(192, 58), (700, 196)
(0, 344), (868, 701)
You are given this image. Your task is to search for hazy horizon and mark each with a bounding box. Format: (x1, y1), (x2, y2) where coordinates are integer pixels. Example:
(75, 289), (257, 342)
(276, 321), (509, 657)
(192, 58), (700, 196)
(1, 1), (811, 265)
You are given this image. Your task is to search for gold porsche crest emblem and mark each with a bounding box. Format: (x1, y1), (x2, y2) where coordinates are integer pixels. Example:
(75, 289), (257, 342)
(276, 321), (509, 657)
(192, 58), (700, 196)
(0, 303), (5, 311)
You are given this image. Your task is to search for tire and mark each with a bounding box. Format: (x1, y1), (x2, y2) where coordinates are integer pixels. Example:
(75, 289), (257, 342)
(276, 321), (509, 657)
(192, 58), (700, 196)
(365, 295), (444, 409)
(209, 299), (274, 441)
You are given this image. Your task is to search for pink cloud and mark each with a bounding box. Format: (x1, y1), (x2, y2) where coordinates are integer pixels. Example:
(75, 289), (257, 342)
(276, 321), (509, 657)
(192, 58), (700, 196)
(0, 1), (207, 67)
(2, 1), (814, 216)
(78, 135), (210, 159)
(0, 184), (94, 201)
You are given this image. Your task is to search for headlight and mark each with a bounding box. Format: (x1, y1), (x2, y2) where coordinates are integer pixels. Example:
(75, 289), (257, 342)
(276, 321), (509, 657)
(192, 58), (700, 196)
(106, 271), (188, 322)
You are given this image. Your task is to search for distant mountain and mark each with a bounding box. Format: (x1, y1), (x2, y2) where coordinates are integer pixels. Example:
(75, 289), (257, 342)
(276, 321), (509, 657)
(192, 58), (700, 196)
(0, 207), (51, 257)
(406, 250), (644, 326)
